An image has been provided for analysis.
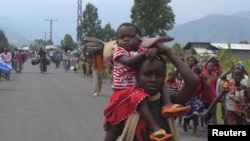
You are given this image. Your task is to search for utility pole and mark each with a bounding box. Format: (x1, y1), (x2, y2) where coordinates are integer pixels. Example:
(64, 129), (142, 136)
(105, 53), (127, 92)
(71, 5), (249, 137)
(77, 0), (82, 48)
(45, 18), (57, 44)
(42, 32), (49, 42)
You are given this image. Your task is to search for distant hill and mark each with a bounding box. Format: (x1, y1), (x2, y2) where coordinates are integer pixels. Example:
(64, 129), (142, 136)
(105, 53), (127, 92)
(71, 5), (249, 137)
(1, 11), (250, 47)
(168, 11), (250, 46)
(0, 18), (33, 46)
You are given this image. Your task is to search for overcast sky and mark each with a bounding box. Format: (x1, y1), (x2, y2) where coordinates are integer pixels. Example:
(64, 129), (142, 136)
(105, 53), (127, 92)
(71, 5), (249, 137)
(1, 0), (250, 45)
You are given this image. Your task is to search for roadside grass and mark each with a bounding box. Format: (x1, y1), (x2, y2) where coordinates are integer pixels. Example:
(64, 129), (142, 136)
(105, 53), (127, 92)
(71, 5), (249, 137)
(216, 103), (224, 124)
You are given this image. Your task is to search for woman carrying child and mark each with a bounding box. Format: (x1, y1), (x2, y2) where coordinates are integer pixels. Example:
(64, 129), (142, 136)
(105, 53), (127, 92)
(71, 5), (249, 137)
(103, 23), (198, 141)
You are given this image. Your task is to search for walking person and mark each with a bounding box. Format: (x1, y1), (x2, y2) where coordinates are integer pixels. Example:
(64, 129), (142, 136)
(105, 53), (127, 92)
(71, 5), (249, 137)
(62, 50), (70, 71)
(53, 50), (61, 68)
(0, 47), (12, 80)
(13, 48), (23, 73)
(183, 56), (198, 129)
(165, 70), (183, 126)
(71, 53), (79, 73)
(103, 23), (192, 141)
(91, 51), (104, 96)
(183, 65), (205, 136)
(37, 47), (47, 73)
(85, 53), (92, 77)
(103, 41), (199, 141)
(80, 52), (87, 76)
(200, 61), (218, 131)
(218, 62), (250, 124)
(202, 65), (250, 125)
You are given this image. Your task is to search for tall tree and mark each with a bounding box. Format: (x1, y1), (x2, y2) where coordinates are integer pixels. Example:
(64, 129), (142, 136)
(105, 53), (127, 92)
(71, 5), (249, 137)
(29, 39), (44, 51)
(0, 30), (9, 52)
(81, 3), (103, 43)
(172, 43), (183, 56)
(102, 23), (116, 42)
(131, 0), (175, 37)
(60, 34), (77, 51)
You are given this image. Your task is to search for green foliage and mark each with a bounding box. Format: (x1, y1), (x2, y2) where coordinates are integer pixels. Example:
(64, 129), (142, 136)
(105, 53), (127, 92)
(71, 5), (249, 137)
(102, 23), (116, 42)
(218, 43), (236, 72)
(239, 40), (249, 44)
(81, 3), (103, 41)
(0, 29), (9, 52)
(79, 3), (116, 44)
(29, 39), (45, 51)
(60, 34), (77, 51)
(0, 30), (8, 44)
(131, 0), (175, 37)
(241, 59), (250, 74)
(172, 43), (183, 56)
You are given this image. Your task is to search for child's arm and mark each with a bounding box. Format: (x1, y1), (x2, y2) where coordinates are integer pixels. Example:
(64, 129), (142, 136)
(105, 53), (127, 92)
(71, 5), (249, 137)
(117, 47), (159, 67)
(116, 52), (146, 67)
(220, 68), (232, 80)
(202, 91), (226, 120)
(156, 43), (199, 105)
(145, 47), (158, 61)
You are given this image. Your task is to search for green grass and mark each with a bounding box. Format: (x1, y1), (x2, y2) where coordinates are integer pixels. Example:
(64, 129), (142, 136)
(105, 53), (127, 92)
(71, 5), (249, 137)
(216, 103), (224, 124)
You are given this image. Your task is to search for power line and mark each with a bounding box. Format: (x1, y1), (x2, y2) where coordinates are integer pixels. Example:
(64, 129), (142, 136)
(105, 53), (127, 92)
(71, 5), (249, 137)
(45, 18), (58, 44)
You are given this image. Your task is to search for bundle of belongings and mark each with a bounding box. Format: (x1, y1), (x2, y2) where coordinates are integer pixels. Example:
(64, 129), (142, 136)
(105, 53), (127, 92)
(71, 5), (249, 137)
(0, 58), (11, 74)
(83, 37), (105, 55)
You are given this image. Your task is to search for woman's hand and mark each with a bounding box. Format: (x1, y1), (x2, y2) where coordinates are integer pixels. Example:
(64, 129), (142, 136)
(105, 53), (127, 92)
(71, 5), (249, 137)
(145, 47), (158, 61)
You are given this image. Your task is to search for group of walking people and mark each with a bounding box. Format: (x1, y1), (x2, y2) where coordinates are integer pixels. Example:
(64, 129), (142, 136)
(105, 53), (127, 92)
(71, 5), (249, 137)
(101, 23), (199, 141)
(0, 47), (27, 81)
(35, 47), (81, 73)
(98, 22), (250, 141)
(180, 55), (250, 136)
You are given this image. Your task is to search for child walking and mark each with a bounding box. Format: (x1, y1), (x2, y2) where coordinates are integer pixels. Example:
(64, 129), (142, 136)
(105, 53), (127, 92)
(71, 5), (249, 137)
(71, 53), (79, 73)
(165, 70), (183, 126)
(202, 65), (250, 125)
(183, 65), (205, 136)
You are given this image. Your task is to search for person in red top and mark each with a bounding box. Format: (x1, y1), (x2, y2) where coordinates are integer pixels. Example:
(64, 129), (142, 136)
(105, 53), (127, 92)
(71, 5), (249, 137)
(103, 42), (199, 141)
(14, 48), (23, 73)
(165, 70), (182, 94)
(201, 56), (221, 77)
(109, 23), (171, 140)
(91, 52), (104, 96)
(200, 61), (218, 130)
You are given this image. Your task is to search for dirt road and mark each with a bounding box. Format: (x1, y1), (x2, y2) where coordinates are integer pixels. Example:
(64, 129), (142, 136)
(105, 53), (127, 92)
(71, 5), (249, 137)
(0, 60), (207, 141)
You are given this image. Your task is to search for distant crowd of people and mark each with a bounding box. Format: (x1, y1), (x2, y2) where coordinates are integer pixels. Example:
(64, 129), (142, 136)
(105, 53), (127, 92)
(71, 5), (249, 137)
(0, 47), (28, 80)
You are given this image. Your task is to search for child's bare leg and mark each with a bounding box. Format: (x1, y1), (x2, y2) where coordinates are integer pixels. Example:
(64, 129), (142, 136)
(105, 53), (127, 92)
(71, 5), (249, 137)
(138, 99), (160, 132)
(192, 115), (199, 136)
